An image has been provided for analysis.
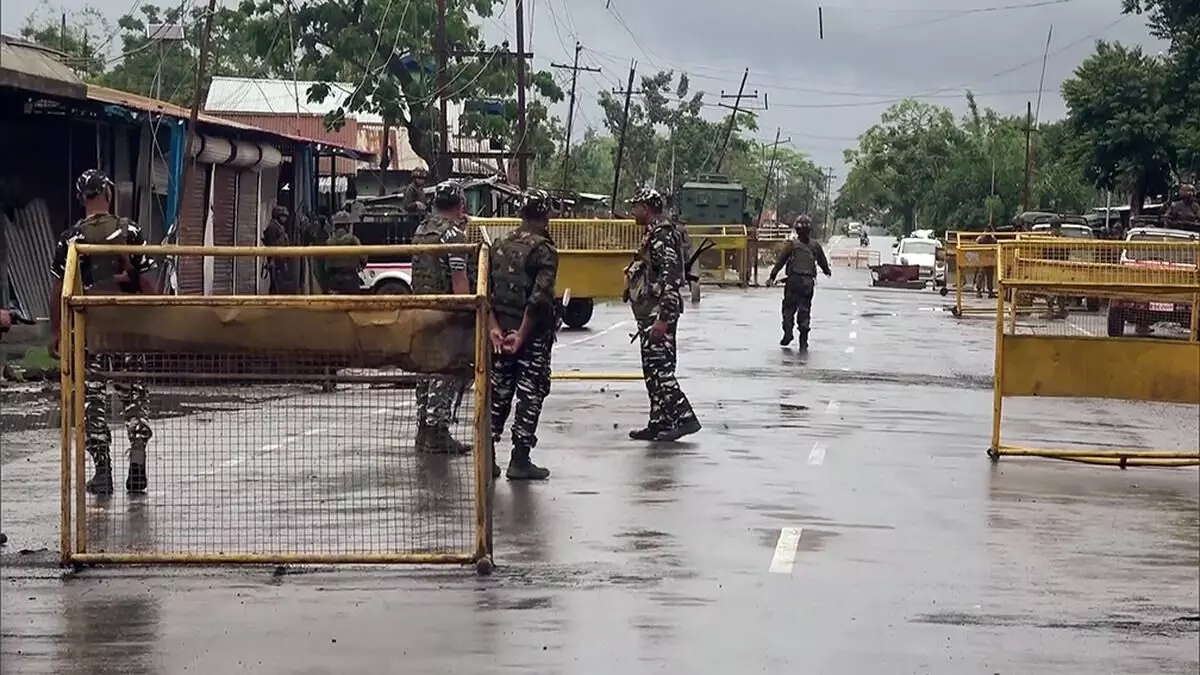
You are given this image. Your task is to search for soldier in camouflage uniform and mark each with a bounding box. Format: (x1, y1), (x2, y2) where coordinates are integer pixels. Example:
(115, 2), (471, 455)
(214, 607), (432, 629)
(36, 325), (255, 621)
(49, 170), (157, 494)
(262, 205), (295, 294)
(487, 189), (559, 480)
(324, 210), (366, 293)
(767, 215), (832, 349)
(1164, 183), (1200, 230)
(623, 187), (701, 442)
(403, 167), (429, 214)
(411, 181), (472, 455)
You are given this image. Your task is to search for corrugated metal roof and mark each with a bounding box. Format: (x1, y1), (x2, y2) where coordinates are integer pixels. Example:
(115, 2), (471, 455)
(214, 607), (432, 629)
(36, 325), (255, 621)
(0, 33), (87, 99)
(87, 84), (373, 159)
(206, 76), (465, 130)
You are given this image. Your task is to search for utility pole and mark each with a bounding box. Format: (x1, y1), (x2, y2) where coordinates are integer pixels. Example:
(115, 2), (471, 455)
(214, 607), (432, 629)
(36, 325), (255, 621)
(755, 129), (790, 227)
(1022, 101), (1032, 213)
(823, 166), (836, 238)
(552, 42), (600, 192)
(173, 0), (217, 230)
(514, 0), (529, 188)
(610, 61), (639, 215)
(435, 0), (450, 180)
(712, 68), (762, 173)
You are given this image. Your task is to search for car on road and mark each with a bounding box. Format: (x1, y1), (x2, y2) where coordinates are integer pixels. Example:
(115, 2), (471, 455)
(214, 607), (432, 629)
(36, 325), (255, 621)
(1106, 227), (1198, 337)
(892, 236), (947, 289)
(1030, 221), (1103, 311)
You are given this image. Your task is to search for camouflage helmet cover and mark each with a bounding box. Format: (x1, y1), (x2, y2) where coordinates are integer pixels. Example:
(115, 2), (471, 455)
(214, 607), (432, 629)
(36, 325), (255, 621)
(1181, 183), (1196, 196)
(793, 214), (812, 229)
(411, 166), (428, 177)
(76, 169), (114, 199)
(626, 186), (665, 211)
(520, 188), (553, 219)
(433, 180), (465, 206)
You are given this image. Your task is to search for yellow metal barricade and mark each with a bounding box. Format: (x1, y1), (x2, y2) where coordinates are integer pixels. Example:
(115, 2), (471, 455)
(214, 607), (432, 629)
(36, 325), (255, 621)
(467, 218), (639, 300)
(989, 239), (1200, 467)
(60, 243), (496, 572)
(686, 224), (749, 286)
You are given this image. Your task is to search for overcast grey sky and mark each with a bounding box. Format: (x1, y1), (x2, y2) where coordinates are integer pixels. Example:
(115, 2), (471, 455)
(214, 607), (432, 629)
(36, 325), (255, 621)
(1, 0), (1164, 183)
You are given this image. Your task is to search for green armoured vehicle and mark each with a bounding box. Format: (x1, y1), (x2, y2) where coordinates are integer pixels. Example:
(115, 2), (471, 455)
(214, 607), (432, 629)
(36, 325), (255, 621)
(677, 174), (749, 226)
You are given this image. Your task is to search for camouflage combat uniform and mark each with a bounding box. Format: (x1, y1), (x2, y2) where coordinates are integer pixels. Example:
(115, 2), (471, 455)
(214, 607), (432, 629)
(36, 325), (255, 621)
(488, 209), (558, 480)
(625, 215), (700, 440)
(974, 230), (998, 297)
(411, 211), (471, 454)
(1163, 198), (1200, 230)
(262, 208), (295, 294)
(768, 229), (832, 349)
(402, 180), (428, 214)
(51, 213), (156, 494)
(324, 213), (365, 294)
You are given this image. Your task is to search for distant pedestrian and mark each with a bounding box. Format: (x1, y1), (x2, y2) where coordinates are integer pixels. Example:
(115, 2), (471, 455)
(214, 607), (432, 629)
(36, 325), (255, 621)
(262, 205), (295, 294)
(49, 170), (156, 494)
(974, 225), (998, 299)
(411, 181), (472, 455)
(623, 187), (701, 442)
(403, 167), (430, 214)
(767, 215), (832, 349)
(487, 189), (559, 480)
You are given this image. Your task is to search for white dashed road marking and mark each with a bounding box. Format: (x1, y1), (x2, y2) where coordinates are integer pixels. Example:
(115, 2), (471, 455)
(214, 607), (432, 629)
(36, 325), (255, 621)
(845, 346), (855, 354)
(209, 428), (327, 473)
(553, 320), (631, 351)
(848, 331), (857, 340)
(826, 399), (839, 413)
(769, 527), (804, 574)
(807, 442), (827, 466)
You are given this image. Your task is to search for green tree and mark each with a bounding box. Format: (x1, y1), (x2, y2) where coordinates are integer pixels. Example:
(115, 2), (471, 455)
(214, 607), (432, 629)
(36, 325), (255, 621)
(19, 1), (109, 78)
(233, 0), (563, 179)
(1060, 40), (1175, 210)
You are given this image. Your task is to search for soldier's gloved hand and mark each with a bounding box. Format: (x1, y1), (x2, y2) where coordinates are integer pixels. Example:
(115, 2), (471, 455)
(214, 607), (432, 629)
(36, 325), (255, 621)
(824, 270), (832, 278)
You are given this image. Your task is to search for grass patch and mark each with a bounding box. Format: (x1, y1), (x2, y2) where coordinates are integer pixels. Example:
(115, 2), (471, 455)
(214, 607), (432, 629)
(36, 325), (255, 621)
(16, 346), (58, 373)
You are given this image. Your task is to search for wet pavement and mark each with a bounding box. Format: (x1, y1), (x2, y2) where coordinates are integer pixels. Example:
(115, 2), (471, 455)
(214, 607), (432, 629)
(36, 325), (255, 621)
(2, 235), (1198, 674)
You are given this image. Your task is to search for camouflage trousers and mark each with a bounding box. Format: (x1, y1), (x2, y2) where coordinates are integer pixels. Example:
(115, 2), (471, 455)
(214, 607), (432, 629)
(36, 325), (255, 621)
(781, 275), (816, 335)
(84, 353), (152, 466)
(416, 376), (465, 427)
(636, 317), (697, 428)
(325, 270), (361, 294)
(490, 332), (553, 449)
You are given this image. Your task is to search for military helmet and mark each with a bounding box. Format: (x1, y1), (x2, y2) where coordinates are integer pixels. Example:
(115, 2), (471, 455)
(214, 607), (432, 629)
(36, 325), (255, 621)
(412, 166), (428, 178)
(1049, 214), (1063, 226)
(520, 189), (553, 219)
(1181, 183), (1196, 196)
(432, 180), (465, 208)
(794, 214), (812, 230)
(331, 210), (354, 227)
(627, 186), (664, 211)
(76, 169), (113, 200)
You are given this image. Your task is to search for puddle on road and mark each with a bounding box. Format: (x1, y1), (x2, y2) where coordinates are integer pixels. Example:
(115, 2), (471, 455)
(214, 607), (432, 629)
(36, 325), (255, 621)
(0, 386), (300, 434)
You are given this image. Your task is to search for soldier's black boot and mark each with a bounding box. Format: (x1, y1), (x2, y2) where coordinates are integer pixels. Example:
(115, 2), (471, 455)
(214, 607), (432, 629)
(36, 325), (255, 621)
(87, 452), (114, 495)
(490, 448), (502, 479)
(423, 426), (472, 455)
(126, 442), (148, 493)
(780, 330), (794, 346)
(655, 418), (703, 442)
(505, 447), (549, 480)
(629, 424), (665, 440)
(797, 329), (810, 351)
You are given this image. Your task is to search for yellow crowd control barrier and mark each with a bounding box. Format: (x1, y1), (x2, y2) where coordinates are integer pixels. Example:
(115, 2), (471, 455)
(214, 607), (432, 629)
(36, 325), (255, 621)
(989, 238), (1200, 467)
(686, 224), (750, 286)
(60, 243), (496, 572)
(467, 218), (639, 300)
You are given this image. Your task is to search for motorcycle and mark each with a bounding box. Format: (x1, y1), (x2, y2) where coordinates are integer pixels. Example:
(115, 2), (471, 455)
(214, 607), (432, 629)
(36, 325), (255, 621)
(859, 232), (870, 247)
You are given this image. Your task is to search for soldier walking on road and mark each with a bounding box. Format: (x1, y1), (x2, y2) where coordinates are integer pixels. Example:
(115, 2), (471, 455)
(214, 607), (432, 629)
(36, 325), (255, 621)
(411, 182), (472, 455)
(1164, 183), (1200, 230)
(487, 189), (559, 480)
(623, 187), (702, 442)
(324, 211), (366, 294)
(49, 170), (157, 494)
(767, 215), (832, 349)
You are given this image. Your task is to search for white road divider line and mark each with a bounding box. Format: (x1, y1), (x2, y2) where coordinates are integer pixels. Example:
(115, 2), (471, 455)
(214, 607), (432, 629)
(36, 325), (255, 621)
(553, 319), (631, 351)
(845, 345), (855, 354)
(769, 527), (804, 574)
(212, 428), (327, 472)
(826, 399), (839, 413)
(807, 442), (827, 466)
(848, 331), (857, 340)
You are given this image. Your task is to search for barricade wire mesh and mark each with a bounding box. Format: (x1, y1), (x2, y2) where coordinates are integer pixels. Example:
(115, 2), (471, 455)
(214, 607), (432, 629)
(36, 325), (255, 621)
(468, 218), (642, 250)
(61, 243), (490, 566)
(997, 239), (1200, 340)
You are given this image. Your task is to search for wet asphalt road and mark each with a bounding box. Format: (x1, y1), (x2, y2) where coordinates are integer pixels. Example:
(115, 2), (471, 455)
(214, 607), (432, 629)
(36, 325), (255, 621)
(2, 235), (1198, 674)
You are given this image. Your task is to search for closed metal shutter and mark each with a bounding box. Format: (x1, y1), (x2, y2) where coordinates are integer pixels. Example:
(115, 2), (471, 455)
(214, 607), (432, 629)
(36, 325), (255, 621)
(176, 165), (209, 295)
(234, 171), (260, 293)
(210, 165), (237, 294)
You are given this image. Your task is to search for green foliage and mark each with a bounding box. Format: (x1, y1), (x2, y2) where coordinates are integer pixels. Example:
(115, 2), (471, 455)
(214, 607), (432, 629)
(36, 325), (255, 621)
(232, 0), (563, 177)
